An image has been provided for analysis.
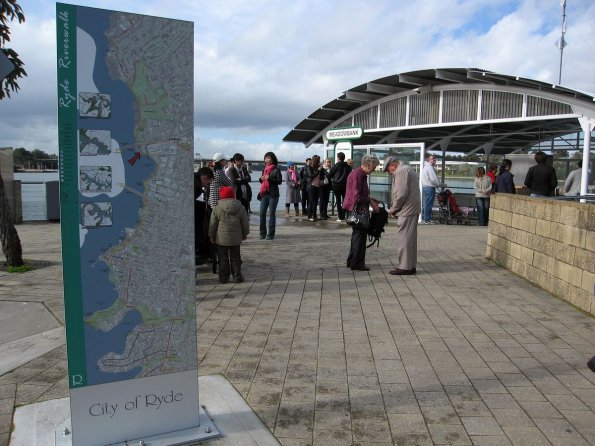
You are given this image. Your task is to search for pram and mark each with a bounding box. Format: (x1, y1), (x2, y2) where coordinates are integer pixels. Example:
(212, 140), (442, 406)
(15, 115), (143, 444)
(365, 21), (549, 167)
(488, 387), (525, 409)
(436, 188), (471, 225)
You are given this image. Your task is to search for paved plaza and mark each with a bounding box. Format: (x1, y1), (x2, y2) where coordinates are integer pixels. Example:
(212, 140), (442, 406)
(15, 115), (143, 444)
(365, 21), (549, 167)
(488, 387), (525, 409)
(1, 217), (595, 445)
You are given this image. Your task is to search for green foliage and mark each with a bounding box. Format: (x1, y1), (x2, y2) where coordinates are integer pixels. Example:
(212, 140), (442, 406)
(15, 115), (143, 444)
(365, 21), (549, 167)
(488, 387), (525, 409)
(13, 147), (56, 169)
(0, 0), (26, 100)
(7, 264), (32, 273)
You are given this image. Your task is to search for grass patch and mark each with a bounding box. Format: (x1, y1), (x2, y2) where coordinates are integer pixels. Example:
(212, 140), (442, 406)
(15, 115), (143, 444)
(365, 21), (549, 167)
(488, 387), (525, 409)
(7, 265), (35, 273)
(0, 259), (54, 272)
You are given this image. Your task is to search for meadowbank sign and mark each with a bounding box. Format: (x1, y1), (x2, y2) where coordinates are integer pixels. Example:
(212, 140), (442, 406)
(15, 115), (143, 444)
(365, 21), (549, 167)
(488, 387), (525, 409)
(325, 127), (363, 141)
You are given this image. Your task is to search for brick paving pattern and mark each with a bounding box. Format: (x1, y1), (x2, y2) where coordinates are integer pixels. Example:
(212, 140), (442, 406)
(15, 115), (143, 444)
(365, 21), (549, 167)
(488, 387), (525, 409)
(1, 218), (594, 445)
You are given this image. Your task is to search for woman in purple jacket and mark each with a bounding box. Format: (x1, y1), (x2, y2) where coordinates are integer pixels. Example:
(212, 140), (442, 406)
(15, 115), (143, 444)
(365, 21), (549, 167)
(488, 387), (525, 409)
(342, 155), (380, 271)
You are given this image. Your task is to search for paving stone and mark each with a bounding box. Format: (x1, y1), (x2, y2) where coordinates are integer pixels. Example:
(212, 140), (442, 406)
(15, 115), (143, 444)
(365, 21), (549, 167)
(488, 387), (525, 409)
(490, 407), (534, 427)
(532, 417), (583, 438)
(502, 426), (555, 446)
(352, 420), (393, 444)
(312, 429), (352, 446)
(421, 405), (461, 425)
(460, 416), (504, 436)
(427, 423), (471, 445)
(470, 435), (513, 446)
(518, 400), (563, 419)
(313, 410), (350, 431)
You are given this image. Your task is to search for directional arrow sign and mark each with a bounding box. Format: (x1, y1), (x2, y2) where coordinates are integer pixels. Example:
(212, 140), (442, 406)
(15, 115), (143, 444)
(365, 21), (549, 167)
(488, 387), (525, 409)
(325, 127), (363, 141)
(0, 50), (15, 81)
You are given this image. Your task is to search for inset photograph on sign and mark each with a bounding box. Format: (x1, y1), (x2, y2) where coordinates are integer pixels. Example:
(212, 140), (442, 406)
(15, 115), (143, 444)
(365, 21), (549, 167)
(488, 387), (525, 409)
(79, 166), (112, 192)
(79, 129), (112, 156)
(80, 202), (113, 228)
(79, 92), (112, 118)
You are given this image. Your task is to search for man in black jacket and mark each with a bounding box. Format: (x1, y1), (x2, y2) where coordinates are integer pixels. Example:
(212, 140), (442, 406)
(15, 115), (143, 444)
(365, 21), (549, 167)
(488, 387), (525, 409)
(328, 152), (352, 221)
(524, 151), (558, 197)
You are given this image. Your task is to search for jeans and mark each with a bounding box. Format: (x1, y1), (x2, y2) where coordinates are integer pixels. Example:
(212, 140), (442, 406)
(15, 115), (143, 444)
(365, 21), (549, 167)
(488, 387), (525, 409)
(307, 186), (320, 219)
(333, 185), (347, 220)
(476, 197), (490, 226)
(319, 184), (331, 217)
(301, 186), (309, 214)
(422, 186), (435, 222)
(260, 193), (279, 238)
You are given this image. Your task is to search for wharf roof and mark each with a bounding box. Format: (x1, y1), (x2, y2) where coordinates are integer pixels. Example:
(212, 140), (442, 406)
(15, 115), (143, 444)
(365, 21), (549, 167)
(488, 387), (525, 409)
(283, 68), (595, 155)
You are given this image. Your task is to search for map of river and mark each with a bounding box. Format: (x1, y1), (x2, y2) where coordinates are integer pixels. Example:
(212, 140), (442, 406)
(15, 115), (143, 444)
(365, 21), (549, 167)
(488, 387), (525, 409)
(74, 8), (196, 386)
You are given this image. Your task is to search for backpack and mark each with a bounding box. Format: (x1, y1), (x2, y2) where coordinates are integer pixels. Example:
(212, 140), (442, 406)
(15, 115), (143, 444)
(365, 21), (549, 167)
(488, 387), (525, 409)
(366, 203), (389, 248)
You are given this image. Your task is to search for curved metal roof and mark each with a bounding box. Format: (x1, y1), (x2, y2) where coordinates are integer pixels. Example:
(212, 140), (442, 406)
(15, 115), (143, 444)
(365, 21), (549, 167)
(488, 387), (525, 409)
(283, 68), (595, 155)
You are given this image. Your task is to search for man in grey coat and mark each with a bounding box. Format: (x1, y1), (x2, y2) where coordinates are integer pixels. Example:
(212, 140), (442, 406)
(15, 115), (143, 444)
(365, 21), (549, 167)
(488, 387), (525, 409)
(384, 156), (421, 275)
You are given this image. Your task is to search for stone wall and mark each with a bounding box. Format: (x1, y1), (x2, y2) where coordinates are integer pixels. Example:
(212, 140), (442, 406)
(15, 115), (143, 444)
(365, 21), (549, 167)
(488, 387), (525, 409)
(486, 194), (595, 316)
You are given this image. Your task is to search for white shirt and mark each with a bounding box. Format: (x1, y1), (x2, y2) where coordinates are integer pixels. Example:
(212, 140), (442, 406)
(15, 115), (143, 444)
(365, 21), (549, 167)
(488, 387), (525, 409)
(421, 161), (443, 188)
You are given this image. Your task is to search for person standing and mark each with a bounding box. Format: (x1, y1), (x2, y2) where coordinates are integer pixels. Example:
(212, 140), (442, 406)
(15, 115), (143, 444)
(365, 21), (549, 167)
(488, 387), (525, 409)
(328, 151), (352, 221)
(319, 158), (333, 219)
(524, 151), (558, 197)
(384, 156), (420, 276)
(343, 155), (380, 271)
(420, 154), (446, 224)
(473, 167), (491, 226)
(225, 153), (251, 213)
(564, 160), (586, 196)
(258, 152), (283, 240)
(495, 159), (516, 194)
(299, 158), (311, 216)
(209, 186), (249, 283)
(284, 161), (301, 216)
(304, 155), (324, 222)
(208, 153), (234, 209)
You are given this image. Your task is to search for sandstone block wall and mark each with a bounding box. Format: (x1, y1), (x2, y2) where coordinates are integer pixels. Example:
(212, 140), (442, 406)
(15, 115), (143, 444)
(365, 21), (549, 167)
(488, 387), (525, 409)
(486, 194), (595, 316)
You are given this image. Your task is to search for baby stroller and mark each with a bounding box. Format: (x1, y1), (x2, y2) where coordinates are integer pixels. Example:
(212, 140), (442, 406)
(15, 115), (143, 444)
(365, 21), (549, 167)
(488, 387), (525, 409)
(436, 188), (470, 225)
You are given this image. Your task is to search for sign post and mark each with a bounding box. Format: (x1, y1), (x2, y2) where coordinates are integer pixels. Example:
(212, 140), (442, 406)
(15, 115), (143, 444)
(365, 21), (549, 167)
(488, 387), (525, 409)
(56, 4), (217, 444)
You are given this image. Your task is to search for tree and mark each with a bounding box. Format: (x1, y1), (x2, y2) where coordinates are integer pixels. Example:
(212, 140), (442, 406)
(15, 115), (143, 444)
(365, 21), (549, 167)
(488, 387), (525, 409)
(0, 0), (25, 267)
(0, 0), (26, 99)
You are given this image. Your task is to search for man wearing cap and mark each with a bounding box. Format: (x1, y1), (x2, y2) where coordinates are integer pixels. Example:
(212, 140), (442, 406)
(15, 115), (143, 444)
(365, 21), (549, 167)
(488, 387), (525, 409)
(384, 156), (421, 275)
(208, 153), (233, 209)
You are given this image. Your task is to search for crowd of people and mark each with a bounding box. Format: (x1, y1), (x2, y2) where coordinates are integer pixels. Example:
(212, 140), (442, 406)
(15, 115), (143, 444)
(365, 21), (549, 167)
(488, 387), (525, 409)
(196, 149), (581, 282)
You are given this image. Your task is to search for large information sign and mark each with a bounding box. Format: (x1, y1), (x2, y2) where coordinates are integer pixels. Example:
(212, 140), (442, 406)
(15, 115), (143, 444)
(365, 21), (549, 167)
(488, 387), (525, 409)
(56, 4), (197, 445)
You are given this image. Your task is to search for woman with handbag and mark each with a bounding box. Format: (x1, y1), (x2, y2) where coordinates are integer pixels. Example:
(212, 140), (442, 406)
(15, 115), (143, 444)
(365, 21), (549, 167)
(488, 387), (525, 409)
(342, 155), (380, 271)
(258, 152), (283, 240)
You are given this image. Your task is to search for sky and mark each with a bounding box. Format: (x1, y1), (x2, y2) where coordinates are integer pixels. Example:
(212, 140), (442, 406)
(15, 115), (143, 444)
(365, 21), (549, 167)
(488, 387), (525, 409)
(1, 0), (594, 162)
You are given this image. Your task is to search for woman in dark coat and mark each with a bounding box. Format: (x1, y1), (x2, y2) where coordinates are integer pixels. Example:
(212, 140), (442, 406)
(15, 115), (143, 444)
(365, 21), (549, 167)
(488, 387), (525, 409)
(342, 155), (380, 271)
(284, 161), (301, 216)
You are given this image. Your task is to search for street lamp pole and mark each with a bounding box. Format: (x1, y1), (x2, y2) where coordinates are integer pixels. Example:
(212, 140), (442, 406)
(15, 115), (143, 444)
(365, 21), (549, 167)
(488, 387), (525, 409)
(556, 0), (568, 85)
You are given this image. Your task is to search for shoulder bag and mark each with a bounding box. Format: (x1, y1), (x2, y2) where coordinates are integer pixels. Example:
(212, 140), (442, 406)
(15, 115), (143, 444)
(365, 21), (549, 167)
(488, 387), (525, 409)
(346, 208), (369, 230)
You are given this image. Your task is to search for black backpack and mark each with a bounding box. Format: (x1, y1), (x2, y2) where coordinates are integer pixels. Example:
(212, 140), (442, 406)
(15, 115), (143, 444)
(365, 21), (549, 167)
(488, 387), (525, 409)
(366, 203), (389, 248)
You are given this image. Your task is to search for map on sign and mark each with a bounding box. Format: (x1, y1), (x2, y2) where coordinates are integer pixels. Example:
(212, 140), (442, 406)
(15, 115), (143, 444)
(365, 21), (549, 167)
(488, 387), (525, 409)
(72, 9), (196, 386)
(79, 129), (112, 156)
(80, 202), (113, 228)
(79, 166), (112, 192)
(79, 92), (112, 118)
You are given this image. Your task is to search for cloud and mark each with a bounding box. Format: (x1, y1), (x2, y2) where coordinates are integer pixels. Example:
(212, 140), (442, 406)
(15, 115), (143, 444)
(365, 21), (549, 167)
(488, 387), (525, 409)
(1, 0), (594, 157)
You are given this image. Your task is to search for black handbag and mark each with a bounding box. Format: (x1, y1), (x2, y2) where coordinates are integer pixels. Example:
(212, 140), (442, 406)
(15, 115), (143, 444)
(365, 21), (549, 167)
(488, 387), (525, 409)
(346, 208), (370, 229)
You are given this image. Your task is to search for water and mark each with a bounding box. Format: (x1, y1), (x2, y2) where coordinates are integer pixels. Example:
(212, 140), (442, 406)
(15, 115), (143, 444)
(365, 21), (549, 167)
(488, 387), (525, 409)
(15, 173), (476, 221)
(15, 172), (59, 221)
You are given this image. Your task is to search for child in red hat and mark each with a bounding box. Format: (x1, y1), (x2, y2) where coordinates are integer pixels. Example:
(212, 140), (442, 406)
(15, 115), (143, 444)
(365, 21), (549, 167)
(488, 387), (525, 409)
(208, 186), (249, 283)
